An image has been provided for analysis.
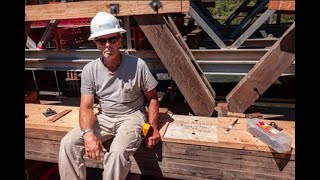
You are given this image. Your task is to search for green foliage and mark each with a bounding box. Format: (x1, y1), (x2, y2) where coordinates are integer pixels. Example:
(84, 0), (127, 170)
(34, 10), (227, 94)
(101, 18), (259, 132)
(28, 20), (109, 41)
(208, 0), (244, 24)
(207, 0), (295, 24)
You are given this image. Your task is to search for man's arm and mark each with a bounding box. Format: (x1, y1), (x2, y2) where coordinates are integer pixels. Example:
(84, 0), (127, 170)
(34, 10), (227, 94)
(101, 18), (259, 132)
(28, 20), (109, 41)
(79, 93), (96, 130)
(144, 88), (161, 148)
(79, 93), (103, 160)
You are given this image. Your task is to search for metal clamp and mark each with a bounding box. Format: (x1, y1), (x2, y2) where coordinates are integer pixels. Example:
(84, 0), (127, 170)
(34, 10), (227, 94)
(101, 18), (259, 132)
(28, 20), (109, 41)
(269, 122), (283, 131)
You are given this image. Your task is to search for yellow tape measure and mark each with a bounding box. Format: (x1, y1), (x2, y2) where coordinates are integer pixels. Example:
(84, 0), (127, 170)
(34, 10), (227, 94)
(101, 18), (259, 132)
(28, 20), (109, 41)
(141, 123), (150, 137)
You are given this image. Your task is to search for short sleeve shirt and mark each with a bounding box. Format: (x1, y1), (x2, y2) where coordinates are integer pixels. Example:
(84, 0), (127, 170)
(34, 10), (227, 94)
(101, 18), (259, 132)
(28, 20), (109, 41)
(81, 53), (158, 116)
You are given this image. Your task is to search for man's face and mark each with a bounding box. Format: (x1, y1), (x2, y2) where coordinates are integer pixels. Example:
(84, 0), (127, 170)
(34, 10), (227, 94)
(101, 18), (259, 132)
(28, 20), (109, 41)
(94, 33), (122, 60)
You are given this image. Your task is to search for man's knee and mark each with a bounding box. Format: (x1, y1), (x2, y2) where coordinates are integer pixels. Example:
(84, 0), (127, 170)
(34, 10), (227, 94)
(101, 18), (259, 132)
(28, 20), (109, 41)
(60, 132), (78, 152)
(107, 150), (130, 161)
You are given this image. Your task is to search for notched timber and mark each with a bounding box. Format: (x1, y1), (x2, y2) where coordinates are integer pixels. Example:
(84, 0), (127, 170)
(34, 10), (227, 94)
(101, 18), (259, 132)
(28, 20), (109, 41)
(226, 23), (295, 113)
(135, 14), (215, 116)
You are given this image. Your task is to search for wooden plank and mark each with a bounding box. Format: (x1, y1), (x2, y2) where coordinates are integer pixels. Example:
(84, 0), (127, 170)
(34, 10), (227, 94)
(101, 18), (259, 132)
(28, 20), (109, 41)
(25, 138), (294, 179)
(25, 1), (190, 21)
(25, 103), (295, 153)
(158, 160), (294, 179)
(227, 23), (295, 113)
(25, 103), (294, 179)
(268, 0), (295, 11)
(25, 103), (80, 131)
(181, 0), (190, 13)
(25, 103), (171, 137)
(163, 141), (295, 160)
(160, 157), (294, 178)
(164, 115), (219, 143)
(134, 15), (215, 116)
(163, 115), (295, 154)
(48, 109), (72, 122)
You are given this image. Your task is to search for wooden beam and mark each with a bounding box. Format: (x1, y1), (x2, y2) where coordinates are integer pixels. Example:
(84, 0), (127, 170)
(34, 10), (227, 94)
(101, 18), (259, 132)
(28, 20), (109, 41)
(166, 15), (216, 99)
(25, 0), (190, 21)
(25, 22), (32, 45)
(134, 15), (215, 116)
(25, 103), (295, 179)
(268, 0), (295, 11)
(227, 23), (295, 113)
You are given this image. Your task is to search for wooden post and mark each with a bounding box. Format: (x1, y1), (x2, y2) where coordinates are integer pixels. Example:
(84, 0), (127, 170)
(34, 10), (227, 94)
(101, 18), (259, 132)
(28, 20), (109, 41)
(135, 15), (216, 116)
(227, 22), (295, 113)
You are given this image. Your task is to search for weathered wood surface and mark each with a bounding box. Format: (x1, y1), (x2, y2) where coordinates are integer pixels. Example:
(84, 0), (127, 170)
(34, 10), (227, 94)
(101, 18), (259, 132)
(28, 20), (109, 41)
(135, 15), (216, 116)
(268, 0), (295, 11)
(25, 103), (172, 135)
(25, 0), (190, 21)
(166, 15), (216, 99)
(227, 22), (295, 113)
(25, 103), (295, 179)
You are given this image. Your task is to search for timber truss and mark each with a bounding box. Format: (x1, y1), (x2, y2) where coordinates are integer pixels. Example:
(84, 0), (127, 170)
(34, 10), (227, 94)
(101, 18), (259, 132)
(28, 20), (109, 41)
(25, 0), (295, 116)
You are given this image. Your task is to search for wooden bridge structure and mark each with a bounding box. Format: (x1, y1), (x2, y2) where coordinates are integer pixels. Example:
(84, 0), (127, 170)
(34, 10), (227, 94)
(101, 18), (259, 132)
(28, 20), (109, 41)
(25, 0), (295, 179)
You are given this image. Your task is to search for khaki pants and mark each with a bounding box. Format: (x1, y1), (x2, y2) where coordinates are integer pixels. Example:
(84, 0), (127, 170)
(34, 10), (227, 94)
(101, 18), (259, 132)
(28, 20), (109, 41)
(59, 110), (146, 180)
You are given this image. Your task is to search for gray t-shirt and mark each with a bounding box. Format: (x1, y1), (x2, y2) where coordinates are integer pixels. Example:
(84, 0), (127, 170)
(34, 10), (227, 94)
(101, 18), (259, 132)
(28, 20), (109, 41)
(81, 53), (158, 116)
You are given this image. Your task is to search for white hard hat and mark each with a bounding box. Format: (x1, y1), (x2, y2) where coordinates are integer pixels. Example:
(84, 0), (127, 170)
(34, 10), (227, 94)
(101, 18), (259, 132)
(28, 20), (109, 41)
(88, 12), (127, 41)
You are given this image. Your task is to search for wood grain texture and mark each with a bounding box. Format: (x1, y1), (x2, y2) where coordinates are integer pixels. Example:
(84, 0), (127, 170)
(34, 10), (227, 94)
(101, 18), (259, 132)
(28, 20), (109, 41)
(227, 23), (295, 113)
(135, 15), (215, 116)
(25, 1), (190, 21)
(163, 115), (295, 154)
(166, 15), (216, 98)
(268, 0), (295, 11)
(25, 103), (294, 179)
(48, 109), (72, 122)
(26, 104), (295, 153)
(25, 103), (171, 137)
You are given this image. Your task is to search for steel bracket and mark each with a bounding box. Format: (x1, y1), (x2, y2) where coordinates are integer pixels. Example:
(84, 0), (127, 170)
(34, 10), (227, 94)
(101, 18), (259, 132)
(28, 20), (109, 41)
(150, 0), (162, 13)
(43, 108), (57, 117)
(110, 3), (119, 14)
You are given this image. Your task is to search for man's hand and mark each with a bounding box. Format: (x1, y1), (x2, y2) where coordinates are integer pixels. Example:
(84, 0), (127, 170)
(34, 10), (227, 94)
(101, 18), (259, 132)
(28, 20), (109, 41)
(145, 126), (161, 149)
(83, 132), (104, 160)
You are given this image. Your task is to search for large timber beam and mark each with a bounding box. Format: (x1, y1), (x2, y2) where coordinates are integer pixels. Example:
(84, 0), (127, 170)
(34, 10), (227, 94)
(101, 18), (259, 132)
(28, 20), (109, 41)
(226, 22), (295, 113)
(166, 15), (216, 101)
(134, 15), (215, 116)
(25, 0), (190, 21)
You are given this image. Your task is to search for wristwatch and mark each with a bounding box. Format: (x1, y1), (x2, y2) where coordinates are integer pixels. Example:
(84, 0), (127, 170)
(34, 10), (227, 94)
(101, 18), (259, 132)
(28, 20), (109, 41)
(80, 129), (94, 137)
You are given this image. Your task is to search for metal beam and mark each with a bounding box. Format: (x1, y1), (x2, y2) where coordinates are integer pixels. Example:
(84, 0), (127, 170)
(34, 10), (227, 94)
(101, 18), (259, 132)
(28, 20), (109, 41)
(190, 2), (226, 49)
(229, 0), (270, 39)
(25, 49), (268, 60)
(230, 9), (276, 49)
(25, 49), (294, 76)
